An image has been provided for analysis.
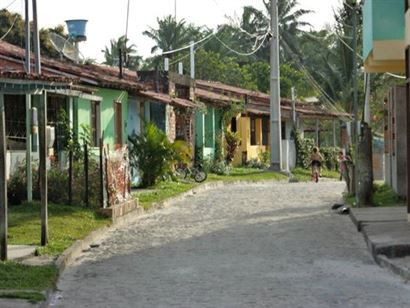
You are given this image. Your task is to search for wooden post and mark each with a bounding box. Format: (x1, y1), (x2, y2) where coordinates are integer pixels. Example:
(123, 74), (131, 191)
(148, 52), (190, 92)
(26, 95), (32, 202)
(99, 132), (104, 208)
(104, 145), (110, 207)
(84, 144), (89, 207)
(38, 92), (48, 246)
(68, 149), (73, 205)
(333, 119), (337, 148)
(0, 93), (8, 260)
(315, 119), (320, 146)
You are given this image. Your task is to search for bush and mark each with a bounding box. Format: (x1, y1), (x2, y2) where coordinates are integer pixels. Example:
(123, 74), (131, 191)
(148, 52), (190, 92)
(294, 130), (315, 168)
(258, 151), (270, 168)
(210, 160), (231, 175)
(7, 158), (101, 207)
(225, 131), (240, 165)
(294, 129), (339, 170)
(129, 123), (191, 187)
(321, 147), (339, 170)
(245, 159), (266, 170)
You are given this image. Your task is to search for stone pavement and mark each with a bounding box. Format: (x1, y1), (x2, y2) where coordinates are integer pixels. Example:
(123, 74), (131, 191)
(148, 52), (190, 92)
(51, 181), (410, 307)
(350, 206), (410, 280)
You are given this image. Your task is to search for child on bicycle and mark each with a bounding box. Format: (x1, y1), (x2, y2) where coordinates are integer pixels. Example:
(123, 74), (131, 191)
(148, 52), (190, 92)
(311, 147), (324, 181)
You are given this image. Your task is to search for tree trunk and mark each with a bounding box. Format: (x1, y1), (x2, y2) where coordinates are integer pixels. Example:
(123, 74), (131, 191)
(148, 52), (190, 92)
(356, 123), (373, 206)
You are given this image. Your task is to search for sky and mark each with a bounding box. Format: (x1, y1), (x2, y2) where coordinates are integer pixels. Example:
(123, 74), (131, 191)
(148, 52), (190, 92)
(5, 0), (342, 62)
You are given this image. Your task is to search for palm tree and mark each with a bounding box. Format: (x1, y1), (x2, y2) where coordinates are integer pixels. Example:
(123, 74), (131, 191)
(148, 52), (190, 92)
(102, 35), (142, 70)
(143, 15), (195, 55)
(230, 0), (312, 62)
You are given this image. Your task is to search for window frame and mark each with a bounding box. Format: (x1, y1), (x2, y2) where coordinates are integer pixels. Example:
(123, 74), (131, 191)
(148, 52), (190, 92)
(90, 101), (101, 147)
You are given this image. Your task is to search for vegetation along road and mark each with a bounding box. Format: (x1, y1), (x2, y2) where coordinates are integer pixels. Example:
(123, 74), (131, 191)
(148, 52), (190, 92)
(51, 181), (410, 307)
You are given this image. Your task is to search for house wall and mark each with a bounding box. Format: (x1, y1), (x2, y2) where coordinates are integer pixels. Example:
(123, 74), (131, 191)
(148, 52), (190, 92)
(127, 96), (141, 137)
(385, 86), (407, 198)
(363, 0), (405, 72)
(195, 107), (221, 159)
(77, 88), (128, 147)
(232, 115), (296, 169)
(233, 115), (268, 166)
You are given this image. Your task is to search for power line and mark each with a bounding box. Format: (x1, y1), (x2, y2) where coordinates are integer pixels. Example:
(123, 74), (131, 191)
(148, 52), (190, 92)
(213, 32), (269, 57)
(4, 0), (18, 10)
(162, 32), (214, 55)
(0, 13), (18, 41)
(169, 35), (214, 65)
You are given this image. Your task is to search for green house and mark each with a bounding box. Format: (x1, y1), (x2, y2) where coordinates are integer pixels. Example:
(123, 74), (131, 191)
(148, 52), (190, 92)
(0, 41), (144, 176)
(363, 0), (405, 73)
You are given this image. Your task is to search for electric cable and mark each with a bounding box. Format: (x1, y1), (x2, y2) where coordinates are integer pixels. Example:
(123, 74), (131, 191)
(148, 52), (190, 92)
(162, 32), (215, 55)
(0, 13), (18, 41)
(3, 0), (18, 10)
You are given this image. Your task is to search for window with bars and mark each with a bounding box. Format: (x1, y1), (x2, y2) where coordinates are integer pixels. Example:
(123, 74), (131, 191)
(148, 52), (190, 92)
(262, 117), (269, 146)
(250, 117), (256, 145)
(5, 95), (26, 140)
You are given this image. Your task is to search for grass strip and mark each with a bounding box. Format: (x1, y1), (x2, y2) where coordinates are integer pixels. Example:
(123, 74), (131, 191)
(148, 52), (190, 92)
(291, 168), (340, 182)
(0, 262), (58, 291)
(8, 203), (110, 256)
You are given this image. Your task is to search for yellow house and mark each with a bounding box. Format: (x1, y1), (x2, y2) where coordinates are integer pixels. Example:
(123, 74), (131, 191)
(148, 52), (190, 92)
(196, 80), (349, 169)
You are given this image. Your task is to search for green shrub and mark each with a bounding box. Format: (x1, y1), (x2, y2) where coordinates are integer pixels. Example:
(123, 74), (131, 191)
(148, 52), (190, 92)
(7, 158), (101, 207)
(225, 131), (240, 165)
(129, 123), (191, 187)
(321, 147), (339, 170)
(214, 132), (224, 163)
(258, 151), (270, 168)
(245, 159), (266, 170)
(294, 130), (315, 168)
(210, 160), (231, 175)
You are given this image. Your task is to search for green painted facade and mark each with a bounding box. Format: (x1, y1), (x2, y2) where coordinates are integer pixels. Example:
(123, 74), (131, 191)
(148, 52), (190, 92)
(363, 0), (405, 59)
(75, 87), (128, 147)
(195, 106), (223, 158)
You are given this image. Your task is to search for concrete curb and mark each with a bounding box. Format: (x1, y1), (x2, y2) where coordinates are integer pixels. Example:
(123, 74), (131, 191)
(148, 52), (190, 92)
(375, 255), (410, 281)
(349, 209), (410, 281)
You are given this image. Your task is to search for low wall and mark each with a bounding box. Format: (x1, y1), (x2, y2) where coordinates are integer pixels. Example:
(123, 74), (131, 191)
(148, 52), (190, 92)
(99, 199), (141, 223)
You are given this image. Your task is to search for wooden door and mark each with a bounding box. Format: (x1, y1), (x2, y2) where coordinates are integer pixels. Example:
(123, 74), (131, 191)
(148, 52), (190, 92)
(114, 102), (122, 147)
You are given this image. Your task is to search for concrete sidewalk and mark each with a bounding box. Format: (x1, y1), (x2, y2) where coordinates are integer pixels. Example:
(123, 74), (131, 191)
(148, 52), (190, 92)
(8, 245), (36, 261)
(350, 206), (410, 279)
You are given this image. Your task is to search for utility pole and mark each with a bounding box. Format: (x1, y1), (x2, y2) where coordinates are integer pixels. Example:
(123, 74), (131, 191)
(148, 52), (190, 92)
(190, 41), (195, 79)
(32, 0), (41, 74)
(269, 0), (282, 171)
(125, 0), (130, 40)
(25, 0), (32, 202)
(352, 1), (358, 144)
(0, 94), (7, 261)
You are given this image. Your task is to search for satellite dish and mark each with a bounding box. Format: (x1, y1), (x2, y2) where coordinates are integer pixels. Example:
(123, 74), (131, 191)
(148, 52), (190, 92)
(49, 32), (84, 63)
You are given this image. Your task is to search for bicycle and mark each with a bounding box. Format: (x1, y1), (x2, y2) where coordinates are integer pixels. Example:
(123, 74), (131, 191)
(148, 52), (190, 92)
(175, 163), (208, 183)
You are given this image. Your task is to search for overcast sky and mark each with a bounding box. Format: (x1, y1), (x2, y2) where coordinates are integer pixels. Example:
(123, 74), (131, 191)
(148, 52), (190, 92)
(5, 0), (342, 62)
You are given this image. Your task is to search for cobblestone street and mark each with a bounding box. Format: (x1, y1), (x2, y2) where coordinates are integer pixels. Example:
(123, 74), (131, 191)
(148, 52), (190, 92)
(52, 181), (410, 307)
